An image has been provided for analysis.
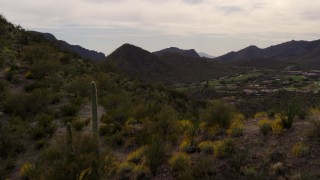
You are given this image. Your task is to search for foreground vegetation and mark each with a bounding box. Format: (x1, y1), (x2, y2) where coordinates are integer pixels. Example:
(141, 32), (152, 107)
(1, 14), (320, 179)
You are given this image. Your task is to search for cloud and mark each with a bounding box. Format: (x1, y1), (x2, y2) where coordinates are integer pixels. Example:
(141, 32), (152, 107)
(1, 0), (319, 37)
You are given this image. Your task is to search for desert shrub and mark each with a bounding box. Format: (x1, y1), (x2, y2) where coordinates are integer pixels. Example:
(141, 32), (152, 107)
(60, 103), (80, 117)
(32, 113), (55, 139)
(99, 124), (109, 136)
(254, 112), (268, 119)
(116, 162), (135, 179)
(271, 118), (284, 134)
(169, 152), (191, 172)
(37, 134), (102, 180)
(127, 146), (148, 164)
(72, 119), (85, 131)
(227, 118), (244, 137)
(133, 165), (152, 180)
(213, 139), (235, 158)
(306, 109), (320, 141)
(257, 119), (272, 136)
(179, 138), (192, 151)
(200, 101), (236, 129)
(292, 142), (310, 157)
(197, 141), (214, 154)
(278, 102), (300, 129)
(191, 154), (216, 179)
(146, 138), (165, 175)
(20, 162), (36, 179)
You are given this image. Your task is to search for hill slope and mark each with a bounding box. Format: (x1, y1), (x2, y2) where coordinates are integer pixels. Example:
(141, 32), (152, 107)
(107, 44), (239, 83)
(38, 32), (106, 61)
(153, 47), (200, 58)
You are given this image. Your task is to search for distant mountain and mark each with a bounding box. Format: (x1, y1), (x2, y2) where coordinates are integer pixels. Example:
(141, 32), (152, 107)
(199, 52), (215, 58)
(214, 40), (320, 70)
(107, 44), (240, 83)
(153, 47), (200, 58)
(36, 32), (106, 61)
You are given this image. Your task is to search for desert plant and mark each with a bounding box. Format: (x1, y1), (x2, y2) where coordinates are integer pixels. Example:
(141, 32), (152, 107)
(292, 142), (310, 157)
(146, 138), (164, 175)
(278, 101), (300, 129)
(227, 118), (244, 137)
(133, 165), (152, 180)
(271, 118), (284, 134)
(66, 123), (74, 160)
(91, 81), (100, 178)
(197, 141), (214, 154)
(200, 101), (235, 129)
(169, 152), (191, 172)
(116, 162), (135, 178)
(257, 119), (272, 136)
(213, 139), (235, 158)
(127, 146), (148, 164)
(72, 119), (85, 131)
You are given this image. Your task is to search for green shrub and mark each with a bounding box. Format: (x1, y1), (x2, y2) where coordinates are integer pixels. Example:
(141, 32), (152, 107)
(72, 119), (85, 131)
(292, 142), (310, 157)
(306, 115), (320, 141)
(117, 162), (135, 176)
(257, 119), (272, 136)
(127, 146), (148, 164)
(213, 139), (235, 158)
(200, 101), (236, 129)
(197, 141), (214, 154)
(60, 103), (79, 117)
(133, 165), (152, 180)
(278, 101), (300, 129)
(191, 154), (216, 179)
(169, 152), (191, 172)
(146, 138), (165, 175)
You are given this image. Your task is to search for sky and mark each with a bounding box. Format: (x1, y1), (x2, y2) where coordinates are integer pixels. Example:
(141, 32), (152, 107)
(1, 0), (320, 56)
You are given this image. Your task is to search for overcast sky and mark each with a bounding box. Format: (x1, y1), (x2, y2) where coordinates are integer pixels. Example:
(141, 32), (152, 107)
(1, 0), (320, 56)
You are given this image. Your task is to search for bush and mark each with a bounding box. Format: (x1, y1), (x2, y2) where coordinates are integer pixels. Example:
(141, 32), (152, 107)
(191, 154), (216, 179)
(278, 102), (300, 129)
(197, 141), (214, 154)
(227, 118), (244, 137)
(257, 119), (272, 136)
(20, 162), (35, 179)
(133, 165), (152, 180)
(200, 101), (236, 129)
(72, 119), (85, 131)
(127, 146), (148, 164)
(169, 152), (191, 172)
(146, 138), (165, 175)
(292, 142), (310, 157)
(271, 118), (284, 134)
(254, 112), (268, 119)
(306, 110), (320, 141)
(213, 139), (235, 158)
(116, 162), (135, 178)
(60, 103), (79, 117)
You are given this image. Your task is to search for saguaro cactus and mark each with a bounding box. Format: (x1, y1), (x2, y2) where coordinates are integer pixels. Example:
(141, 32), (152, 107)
(91, 81), (100, 177)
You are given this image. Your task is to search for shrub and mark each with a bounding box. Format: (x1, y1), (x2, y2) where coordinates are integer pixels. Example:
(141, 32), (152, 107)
(60, 103), (79, 117)
(72, 119), (85, 131)
(257, 119), (272, 136)
(133, 165), (152, 180)
(20, 162), (35, 179)
(278, 102), (300, 129)
(292, 142), (310, 157)
(197, 141), (214, 154)
(99, 124), (109, 136)
(169, 152), (191, 172)
(306, 110), (320, 141)
(116, 162), (135, 178)
(271, 118), (284, 134)
(200, 101), (236, 129)
(227, 118), (244, 137)
(191, 154), (216, 179)
(254, 112), (268, 119)
(127, 146), (148, 164)
(213, 139), (235, 158)
(146, 138), (165, 175)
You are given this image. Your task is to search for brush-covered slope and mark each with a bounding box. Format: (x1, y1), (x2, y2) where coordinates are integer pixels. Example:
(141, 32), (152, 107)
(36, 32), (106, 61)
(107, 44), (239, 83)
(215, 40), (320, 70)
(153, 47), (200, 58)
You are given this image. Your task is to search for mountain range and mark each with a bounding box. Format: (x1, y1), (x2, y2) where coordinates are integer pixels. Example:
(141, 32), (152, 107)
(214, 39), (320, 70)
(35, 32), (106, 61)
(106, 44), (239, 83)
